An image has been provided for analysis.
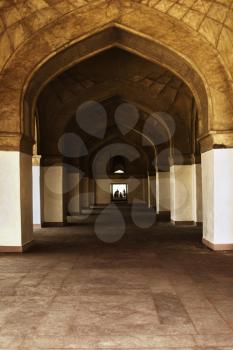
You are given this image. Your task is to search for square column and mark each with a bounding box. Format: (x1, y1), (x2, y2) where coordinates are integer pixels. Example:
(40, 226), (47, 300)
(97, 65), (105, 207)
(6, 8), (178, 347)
(192, 163), (202, 224)
(42, 164), (65, 226)
(0, 151), (33, 252)
(202, 149), (233, 250)
(170, 165), (194, 224)
(32, 156), (41, 227)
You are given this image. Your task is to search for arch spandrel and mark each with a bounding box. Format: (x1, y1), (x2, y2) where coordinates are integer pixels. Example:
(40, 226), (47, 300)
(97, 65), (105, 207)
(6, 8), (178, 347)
(0, 1), (232, 152)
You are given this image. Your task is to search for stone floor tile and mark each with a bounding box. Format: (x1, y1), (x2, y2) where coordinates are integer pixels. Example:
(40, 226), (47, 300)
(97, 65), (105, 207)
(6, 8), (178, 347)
(0, 222), (232, 349)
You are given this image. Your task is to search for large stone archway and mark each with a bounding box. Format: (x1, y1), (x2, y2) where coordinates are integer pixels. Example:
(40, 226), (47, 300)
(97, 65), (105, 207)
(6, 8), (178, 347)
(0, 1), (232, 251)
(0, 2), (232, 149)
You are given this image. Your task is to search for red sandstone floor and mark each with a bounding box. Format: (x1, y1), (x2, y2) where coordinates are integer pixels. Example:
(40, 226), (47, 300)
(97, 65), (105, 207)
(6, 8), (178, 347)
(0, 222), (233, 349)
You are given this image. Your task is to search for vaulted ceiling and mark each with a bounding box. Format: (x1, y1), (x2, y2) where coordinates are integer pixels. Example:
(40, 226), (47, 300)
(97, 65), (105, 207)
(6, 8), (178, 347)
(37, 48), (197, 174)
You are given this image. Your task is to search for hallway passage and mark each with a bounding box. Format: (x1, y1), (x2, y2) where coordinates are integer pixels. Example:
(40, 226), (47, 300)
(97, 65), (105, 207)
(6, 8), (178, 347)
(1, 220), (233, 349)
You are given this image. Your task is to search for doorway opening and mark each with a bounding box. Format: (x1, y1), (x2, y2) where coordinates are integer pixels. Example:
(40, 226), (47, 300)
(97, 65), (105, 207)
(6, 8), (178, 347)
(111, 184), (128, 202)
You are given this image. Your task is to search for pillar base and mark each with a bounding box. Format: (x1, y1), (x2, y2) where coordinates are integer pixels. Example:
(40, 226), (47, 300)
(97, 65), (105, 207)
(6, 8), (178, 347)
(42, 222), (66, 227)
(171, 220), (195, 225)
(0, 240), (34, 253)
(203, 238), (233, 251)
(33, 224), (41, 229)
(156, 211), (170, 222)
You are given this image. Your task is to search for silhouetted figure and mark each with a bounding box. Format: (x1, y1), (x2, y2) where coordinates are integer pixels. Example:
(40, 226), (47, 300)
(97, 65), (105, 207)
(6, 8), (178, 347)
(123, 189), (126, 197)
(114, 189), (119, 198)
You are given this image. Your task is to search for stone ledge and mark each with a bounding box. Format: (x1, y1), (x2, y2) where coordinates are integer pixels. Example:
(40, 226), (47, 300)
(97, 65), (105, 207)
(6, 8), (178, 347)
(199, 132), (233, 153)
(0, 133), (34, 154)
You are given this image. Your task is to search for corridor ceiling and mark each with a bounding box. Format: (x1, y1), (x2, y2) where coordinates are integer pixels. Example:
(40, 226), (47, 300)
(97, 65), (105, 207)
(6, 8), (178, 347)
(37, 48), (197, 174)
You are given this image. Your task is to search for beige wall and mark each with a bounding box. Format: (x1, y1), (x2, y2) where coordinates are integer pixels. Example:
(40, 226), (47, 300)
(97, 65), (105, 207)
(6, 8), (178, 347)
(95, 178), (148, 205)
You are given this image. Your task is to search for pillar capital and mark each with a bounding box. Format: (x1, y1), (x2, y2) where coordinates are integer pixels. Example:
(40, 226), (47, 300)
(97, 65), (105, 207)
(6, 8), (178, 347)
(41, 156), (63, 166)
(0, 132), (34, 154)
(32, 155), (41, 166)
(199, 131), (233, 153)
(169, 154), (196, 166)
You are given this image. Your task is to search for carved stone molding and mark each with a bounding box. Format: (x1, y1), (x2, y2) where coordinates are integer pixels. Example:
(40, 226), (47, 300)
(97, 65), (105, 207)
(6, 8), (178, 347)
(0, 133), (33, 154)
(199, 132), (233, 153)
(32, 155), (41, 166)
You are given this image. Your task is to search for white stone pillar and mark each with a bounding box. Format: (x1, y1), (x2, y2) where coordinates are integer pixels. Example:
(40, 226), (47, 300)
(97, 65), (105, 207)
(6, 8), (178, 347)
(42, 164), (65, 226)
(202, 149), (233, 250)
(192, 163), (202, 224)
(32, 155), (41, 227)
(0, 151), (33, 252)
(156, 171), (170, 219)
(170, 165), (193, 223)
